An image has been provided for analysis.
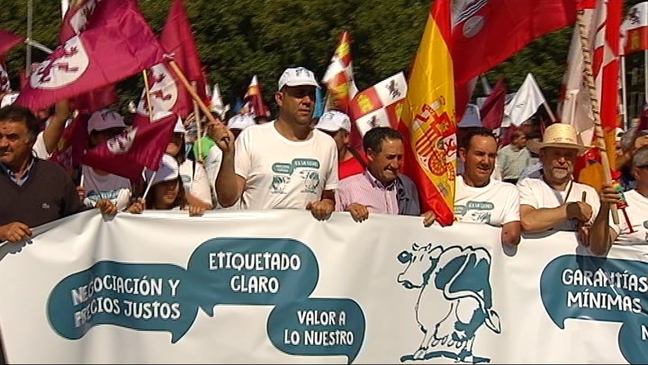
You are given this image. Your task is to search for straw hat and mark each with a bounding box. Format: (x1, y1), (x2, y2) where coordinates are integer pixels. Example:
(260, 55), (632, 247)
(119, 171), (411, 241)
(527, 123), (588, 154)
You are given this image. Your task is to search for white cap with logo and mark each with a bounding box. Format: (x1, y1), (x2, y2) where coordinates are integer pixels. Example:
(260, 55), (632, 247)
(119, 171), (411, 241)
(277, 67), (320, 90)
(87, 109), (127, 134)
(315, 110), (351, 133)
(228, 114), (256, 131)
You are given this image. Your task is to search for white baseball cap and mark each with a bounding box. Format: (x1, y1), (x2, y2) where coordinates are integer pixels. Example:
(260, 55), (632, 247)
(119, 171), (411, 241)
(277, 67), (320, 90)
(228, 114), (256, 131)
(144, 154), (179, 186)
(315, 110), (351, 133)
(87, 109), (126, 134)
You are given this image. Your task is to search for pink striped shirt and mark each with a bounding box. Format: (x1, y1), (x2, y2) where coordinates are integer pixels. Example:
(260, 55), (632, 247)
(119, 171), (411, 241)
(335, 171), (398, 214)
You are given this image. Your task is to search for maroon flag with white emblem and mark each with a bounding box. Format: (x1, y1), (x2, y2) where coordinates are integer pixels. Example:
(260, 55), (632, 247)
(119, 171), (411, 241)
(15, 0), (165, 112)
(59, 0), (118, 113)
(82, 113), (176, 180)
(133, 0), (205, 125)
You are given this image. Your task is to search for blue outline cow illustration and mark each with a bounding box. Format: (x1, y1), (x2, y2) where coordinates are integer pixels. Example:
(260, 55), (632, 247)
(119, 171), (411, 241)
(397, 244), (501, 363)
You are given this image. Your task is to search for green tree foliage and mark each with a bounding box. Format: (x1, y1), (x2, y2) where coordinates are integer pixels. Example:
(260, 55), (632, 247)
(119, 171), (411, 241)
(0, 0), (635, 115)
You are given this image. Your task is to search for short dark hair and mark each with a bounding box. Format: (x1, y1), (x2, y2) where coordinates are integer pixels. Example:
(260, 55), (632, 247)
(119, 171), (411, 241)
(363, 127), (403, 154)
(0, 105), (41, 140)
(460, 127), (496, 150)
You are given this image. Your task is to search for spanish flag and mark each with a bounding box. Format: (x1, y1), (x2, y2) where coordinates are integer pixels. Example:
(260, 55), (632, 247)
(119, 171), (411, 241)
(398, 0), (456, 226)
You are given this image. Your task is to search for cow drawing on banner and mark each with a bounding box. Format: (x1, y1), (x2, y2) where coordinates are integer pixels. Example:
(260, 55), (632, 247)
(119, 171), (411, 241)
(397, 244), (501, 363)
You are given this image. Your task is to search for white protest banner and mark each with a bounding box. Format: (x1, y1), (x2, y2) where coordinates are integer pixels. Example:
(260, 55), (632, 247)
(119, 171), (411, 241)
(0, 210), (646, 363)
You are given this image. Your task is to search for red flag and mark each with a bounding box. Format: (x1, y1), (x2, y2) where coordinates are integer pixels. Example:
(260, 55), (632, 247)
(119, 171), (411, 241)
(59, 0), (96, 44)
(0, 30), (24, 57)
(49, 113), (89, 174)
(244, 75), (271, 118)
(479, 77), (507, 131)
(133, 0), (206, 123)
(59, 0), (118, 113)
(622, 3), (648, 55)
(82, 114), (176, 180)
(452, 0), (577, 84)
(162, 0), (207, 104)
(322, 31), (359, 113)
(15, 0), (165, 112)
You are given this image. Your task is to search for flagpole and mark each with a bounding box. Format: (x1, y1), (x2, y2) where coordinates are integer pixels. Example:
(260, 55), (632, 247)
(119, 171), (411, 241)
(168, 60), (218, 125)
(621, 54), (629, 130)
(576, 10), (620, 224)
(142, 70), (154, 120)
(142, 171), (157, 200)
(541, 101), (557, 123)
(645, 50), (648, 104)
(25, 0), (33, 76)
(191, 81), (203, 162)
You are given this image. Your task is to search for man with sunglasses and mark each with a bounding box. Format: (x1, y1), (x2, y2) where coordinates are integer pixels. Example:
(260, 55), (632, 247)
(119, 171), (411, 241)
(213, 67), (338, 220)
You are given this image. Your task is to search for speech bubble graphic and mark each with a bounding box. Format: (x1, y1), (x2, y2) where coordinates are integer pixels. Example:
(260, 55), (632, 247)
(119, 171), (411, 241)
(47, 261), (199, 343)
(267, 297), (366, 364)
(187, 237), (319, 315)
(540, 254), (648, 363)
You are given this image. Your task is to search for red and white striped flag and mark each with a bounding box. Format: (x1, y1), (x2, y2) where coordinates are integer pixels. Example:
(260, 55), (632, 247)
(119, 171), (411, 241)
(348, 72), (407, 136)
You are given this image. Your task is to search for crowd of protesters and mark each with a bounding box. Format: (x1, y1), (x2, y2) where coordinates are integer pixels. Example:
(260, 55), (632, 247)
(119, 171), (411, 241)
(2, 66), (647, 256)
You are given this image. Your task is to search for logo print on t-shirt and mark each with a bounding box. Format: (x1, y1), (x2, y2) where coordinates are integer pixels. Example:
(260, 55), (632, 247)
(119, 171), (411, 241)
(455, 200), (494, 224)
(270, 158), (321, 195)
(270, 175), (291, 194)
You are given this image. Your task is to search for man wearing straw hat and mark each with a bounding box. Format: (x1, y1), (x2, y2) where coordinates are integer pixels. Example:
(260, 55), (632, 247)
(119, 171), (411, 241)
(518, 123), (600, 233)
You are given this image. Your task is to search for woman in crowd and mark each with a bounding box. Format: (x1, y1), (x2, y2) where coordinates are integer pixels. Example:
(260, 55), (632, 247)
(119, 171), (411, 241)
(165, 114), (213, 209)
(128, 154), (207, 216)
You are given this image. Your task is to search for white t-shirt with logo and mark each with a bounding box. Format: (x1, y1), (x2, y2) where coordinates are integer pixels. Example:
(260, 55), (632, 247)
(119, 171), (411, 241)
(517, 177), (599, 231)
(454, 175), (520, 226)
(610, 189), (648, 245)
(234, 121), (338, 210)
(178, 159), (212, 206)
(82, 165), (132, 211)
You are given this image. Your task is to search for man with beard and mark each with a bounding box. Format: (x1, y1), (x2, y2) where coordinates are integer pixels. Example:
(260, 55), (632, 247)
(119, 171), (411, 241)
(213, 67), (337, 220)
(454, 127), (521, 246)
(518, 123), (598, 233)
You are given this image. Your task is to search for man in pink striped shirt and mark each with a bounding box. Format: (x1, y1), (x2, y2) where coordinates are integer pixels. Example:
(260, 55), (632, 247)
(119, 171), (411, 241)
(335, 127), (436, 226)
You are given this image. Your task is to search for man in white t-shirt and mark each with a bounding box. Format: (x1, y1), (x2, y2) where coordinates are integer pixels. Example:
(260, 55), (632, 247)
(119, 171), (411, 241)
(213, 67), (338, 220)
(518, 123), (599, 234)
(81, 109), (132, 211)
(454, 127), (521, 246)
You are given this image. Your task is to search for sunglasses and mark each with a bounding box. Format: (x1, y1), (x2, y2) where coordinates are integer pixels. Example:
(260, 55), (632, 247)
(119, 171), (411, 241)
(284, 87), (316, 100)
